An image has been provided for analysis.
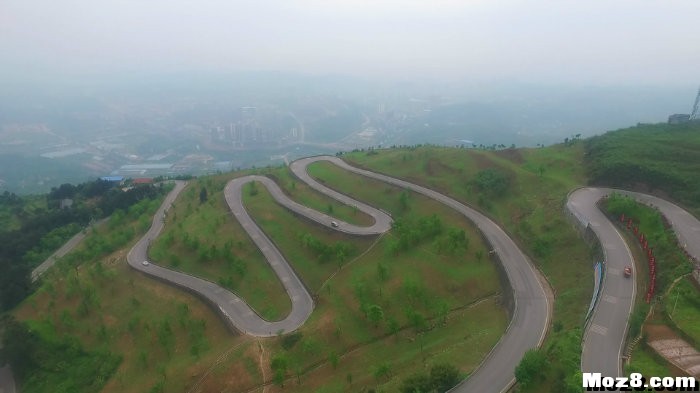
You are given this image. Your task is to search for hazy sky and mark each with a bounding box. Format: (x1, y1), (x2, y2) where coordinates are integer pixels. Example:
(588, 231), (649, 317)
(2, 0), (699, 85)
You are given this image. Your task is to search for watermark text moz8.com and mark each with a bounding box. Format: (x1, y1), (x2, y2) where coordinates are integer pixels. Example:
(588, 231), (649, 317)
(583, 372), (698, 391)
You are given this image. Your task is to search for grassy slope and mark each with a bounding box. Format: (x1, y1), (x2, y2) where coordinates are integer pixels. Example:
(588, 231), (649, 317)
(586, 122), (700, 216)
(603, 184), (699, 377)
(13, 194), (248, 393)
(339, 144), (596, 391)
(10, 122), (700, 393)
(148, 167), (375, 320)
(233, 162), (506, 392)
(148, 174), (291, 321)
(15, 159), (503, 393)
(667, 278), (700, 345)
(0, 194), (46, 232)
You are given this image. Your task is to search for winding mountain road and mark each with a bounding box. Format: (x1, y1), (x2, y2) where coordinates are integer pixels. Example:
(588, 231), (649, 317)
(125, 156), (550, 392)
(292, 156), (551, 392)
(20, 156), (699, 392)
(568, 188), (700, 381)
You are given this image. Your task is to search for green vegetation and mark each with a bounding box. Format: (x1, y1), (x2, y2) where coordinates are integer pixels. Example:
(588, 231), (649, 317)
(339, 144), (594, 392)
(603, 193), (700, 378)
(399, 363), (461, 393)
(586, 122), (700, 216)
(0, 316), (121, 393)
(7, 190), (241, 393)
(515, 349), (547, 388)
(261, 166), (373, 226)
(5, 122), (700, 392)
(603, 193), (693, 294)
(627, 343), (671, 378)
(149, 174), (291, 321)
(667, 278), (700, 345)
(0, 180), (167, 312)
(243, 179), (373, 292)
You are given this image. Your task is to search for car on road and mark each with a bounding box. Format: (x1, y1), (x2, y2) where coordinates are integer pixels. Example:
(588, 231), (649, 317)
(142, 260), (150, 266)
(624, 266), (632, 277)
(331, 221), (339, 228)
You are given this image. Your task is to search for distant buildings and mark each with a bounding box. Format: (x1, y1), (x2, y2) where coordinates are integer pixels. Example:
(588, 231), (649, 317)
(100, 176), (125, 183)
(132, 178), (154, 185)
(668, 114), (691, 124)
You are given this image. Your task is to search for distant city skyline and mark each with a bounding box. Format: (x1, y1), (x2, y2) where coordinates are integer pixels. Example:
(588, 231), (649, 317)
(1, 1), (699, 86)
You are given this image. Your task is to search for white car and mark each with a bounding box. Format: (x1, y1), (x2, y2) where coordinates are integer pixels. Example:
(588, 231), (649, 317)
(331, 221), (339, 228)
(142, 260), (150, 266)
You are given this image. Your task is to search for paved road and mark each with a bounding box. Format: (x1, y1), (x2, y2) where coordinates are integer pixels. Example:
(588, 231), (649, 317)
(291, 157), (550, 393)
(124, 156), (549, 391)
(567, 188), (700, 382)
(31, 219), (107, 281)
(0, 365), (16, 393)
(128, 176), (390, 336)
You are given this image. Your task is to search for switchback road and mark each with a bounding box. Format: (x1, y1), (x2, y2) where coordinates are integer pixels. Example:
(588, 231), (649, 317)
(290, 157), (550, 393)
(568, 188), (700, 382)
(126, 156), (550, 392)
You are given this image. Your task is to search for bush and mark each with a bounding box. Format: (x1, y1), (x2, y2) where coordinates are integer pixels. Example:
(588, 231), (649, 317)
(515, 349), (546, 388)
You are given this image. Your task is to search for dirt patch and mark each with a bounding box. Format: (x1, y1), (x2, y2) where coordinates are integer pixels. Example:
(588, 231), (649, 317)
(473, 152), (497, 170)
(645, 323), (700, 377)
(423, 158), (459, 177)
(493, 148), (524, 164)
(645, 324), (678, 341)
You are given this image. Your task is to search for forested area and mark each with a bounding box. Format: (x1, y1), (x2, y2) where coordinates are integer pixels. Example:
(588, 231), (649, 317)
(0, 315), (121, 393)
(0, 179), (166, 312)
(585, 122), (700, 213)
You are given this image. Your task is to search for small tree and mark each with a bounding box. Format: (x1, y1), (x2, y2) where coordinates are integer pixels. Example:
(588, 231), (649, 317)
(429, 363), (461, 392)
(515, 349), (546, 388)
(199, 186), (208, 204)
(374, 362), (392, 380)
(329, 351), (339, 369)
(271, 354), (288, 387)
(399, 191), (410, 211)
(367, 304), (384, 327)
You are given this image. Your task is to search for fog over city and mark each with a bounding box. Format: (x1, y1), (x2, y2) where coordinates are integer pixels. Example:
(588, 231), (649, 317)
(1, 0), (699, 192)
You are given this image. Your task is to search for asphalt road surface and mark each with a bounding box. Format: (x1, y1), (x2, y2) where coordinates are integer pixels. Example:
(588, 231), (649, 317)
(31, 218), (108, 281)
(567, 187), (700, 383)
(0, 365), (16, 393)
(124, 157), (549, 392)
(14, 166), (697, 392)
(128, 177), (391, 336)
(291, 156), (550, 393)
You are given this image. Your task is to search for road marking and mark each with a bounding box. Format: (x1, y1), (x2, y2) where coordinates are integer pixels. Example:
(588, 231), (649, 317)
(604, 243), (617, 250)
(589, 221), (600, 227)
(608, 268), (620, 276)
(590, 324), (608, 336)
(603, 294), (618, 304)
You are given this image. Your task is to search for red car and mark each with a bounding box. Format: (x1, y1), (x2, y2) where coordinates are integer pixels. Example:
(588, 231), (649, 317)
(623, 266), (632, 277)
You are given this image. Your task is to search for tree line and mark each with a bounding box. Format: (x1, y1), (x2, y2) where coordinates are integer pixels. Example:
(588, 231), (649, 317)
(0, 178), (167, 312)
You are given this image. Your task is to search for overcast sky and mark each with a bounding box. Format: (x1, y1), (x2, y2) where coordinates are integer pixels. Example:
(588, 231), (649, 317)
(2, 0), (699, 86)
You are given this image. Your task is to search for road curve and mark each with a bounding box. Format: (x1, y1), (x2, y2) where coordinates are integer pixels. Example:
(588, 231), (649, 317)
(128, 176), (392, 336)
(567, 187), (700, 380)
(291, 156), (551, 393)
(124, 157), (551, 391)
(0, 365), (16, 393)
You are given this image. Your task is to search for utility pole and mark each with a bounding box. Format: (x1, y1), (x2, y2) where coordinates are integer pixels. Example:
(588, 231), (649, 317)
(690, 86), (700, 121)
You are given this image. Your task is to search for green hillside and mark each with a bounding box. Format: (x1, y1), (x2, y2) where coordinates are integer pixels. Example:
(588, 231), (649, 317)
(2, 121), (698, 393)
(586, 121), (700, 215)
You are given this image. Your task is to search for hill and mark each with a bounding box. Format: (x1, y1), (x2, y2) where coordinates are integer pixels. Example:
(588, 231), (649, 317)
(585, 121), (700, 215)
(2, 121), (699, 392)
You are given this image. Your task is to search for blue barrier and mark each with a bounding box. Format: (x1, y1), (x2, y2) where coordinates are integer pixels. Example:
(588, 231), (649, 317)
(586, 262), (604, 321)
